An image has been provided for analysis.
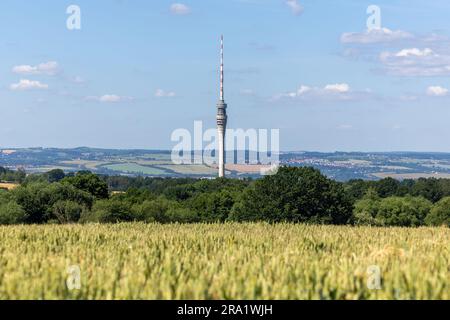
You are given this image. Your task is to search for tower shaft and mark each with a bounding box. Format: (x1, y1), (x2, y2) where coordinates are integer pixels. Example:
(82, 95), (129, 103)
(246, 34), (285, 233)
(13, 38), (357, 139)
(216, 35), (227, 178)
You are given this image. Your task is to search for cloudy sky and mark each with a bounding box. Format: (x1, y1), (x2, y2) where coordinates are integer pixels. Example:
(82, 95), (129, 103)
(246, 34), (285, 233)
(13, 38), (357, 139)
(1, 0), (450, 151)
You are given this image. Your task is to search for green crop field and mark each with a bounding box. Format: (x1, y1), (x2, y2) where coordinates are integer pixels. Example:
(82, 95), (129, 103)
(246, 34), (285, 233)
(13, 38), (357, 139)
(102, 163), (169, 175)
(158, 164), (218, 175)
(0, 223), (448, 300)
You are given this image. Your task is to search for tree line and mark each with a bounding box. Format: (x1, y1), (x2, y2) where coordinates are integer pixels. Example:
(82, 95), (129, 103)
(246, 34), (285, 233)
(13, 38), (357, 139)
(0, 166), (449, 226)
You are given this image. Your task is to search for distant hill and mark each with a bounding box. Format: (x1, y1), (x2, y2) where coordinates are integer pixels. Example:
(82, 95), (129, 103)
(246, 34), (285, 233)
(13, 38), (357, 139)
(1, 147), (450, 181)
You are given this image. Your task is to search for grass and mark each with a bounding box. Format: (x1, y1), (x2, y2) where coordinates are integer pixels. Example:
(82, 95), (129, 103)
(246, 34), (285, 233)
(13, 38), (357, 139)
(102, 163), (168, 175)
(157, 164), (218, 175)
(0, 223), (448, 300)
(137, 153), (173, 161)
(60, 160), (109, 170)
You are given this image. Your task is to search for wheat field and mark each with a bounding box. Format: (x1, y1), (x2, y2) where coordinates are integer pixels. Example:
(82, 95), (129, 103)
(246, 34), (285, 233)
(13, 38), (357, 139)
(0, 223), (448, 300)
(0, 182), (19, 191)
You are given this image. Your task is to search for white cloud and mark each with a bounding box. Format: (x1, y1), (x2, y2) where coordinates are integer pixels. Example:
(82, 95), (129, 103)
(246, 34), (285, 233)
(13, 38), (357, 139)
(87, 95), (134, 103)
(324, 83), (350, 93)
(274, 83), (359, 101)
(278, 85), (311, 98)
(379, 48), (450, 77)
(170, 3), (191, 15)
(341, 27), (450, 77)
(426, 86), (448, 97)
(296, 85), (311, 95)
(395, 48), (433, 57)
(285, 0), (303, 16)
(155, 89), (176, 98)
(12, 61), (60, 76)
(12, 65), (35, 74)
(340, 28), (413, 44)
(340, 25), (450, 74)
(99, 95), (123, 103)
(10, 79), (48, 91)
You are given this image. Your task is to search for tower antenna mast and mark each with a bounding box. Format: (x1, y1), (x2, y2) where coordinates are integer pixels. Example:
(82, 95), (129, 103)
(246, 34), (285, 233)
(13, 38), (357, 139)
(220, 35), (224, 101)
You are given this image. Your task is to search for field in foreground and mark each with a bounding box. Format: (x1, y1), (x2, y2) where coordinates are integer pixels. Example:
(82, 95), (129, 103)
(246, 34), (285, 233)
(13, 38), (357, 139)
(0, 223), (448, 300)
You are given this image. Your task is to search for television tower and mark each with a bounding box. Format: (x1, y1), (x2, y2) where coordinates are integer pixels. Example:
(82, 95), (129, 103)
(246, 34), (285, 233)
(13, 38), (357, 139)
(216, 35), (228, 178)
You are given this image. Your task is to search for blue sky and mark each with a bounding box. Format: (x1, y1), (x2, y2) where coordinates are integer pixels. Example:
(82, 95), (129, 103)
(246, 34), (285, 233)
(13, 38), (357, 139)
(1, 0), (450, 151)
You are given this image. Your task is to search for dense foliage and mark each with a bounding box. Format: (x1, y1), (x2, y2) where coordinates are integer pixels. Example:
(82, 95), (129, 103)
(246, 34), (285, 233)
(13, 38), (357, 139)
(353, 191), (432, 227)
(344, 177), (450, 203)
(230, 167), (352, 224)
(425, 197), (450, 227)
(0, 166), (449, 226)
(0, 166), (26, 183)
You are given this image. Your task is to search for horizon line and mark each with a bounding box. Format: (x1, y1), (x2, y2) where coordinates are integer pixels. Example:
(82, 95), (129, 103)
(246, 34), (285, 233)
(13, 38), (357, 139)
(1, 146), (450, 154)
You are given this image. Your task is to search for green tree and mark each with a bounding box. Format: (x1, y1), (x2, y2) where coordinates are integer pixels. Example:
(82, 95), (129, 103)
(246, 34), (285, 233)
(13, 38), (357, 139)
(376, 196), (431, 227)
(352, 188), (382, 226)
(375, 178), (400, 198)
(437, 179), (450, 198)
(52, 200), (84, 224)
(62, 171), (109, 199)
(425, 197), (450, 227)
(113, 188), (156, 205)
(46, 169), (66, 183)
(163, 184), (195, 201)
(0, 167), (26, 183)
(230, 167), (353, 224)
(411, 178), (444, 203)
(131, 197), (179, 223)
(82, 199), (132, 223)
(12, 182), (93, 223)
(344, 179), (372, 202)
(0, 201), (27, 225)
(166, 207), (199, 223)
(188, 190), (237, 222)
